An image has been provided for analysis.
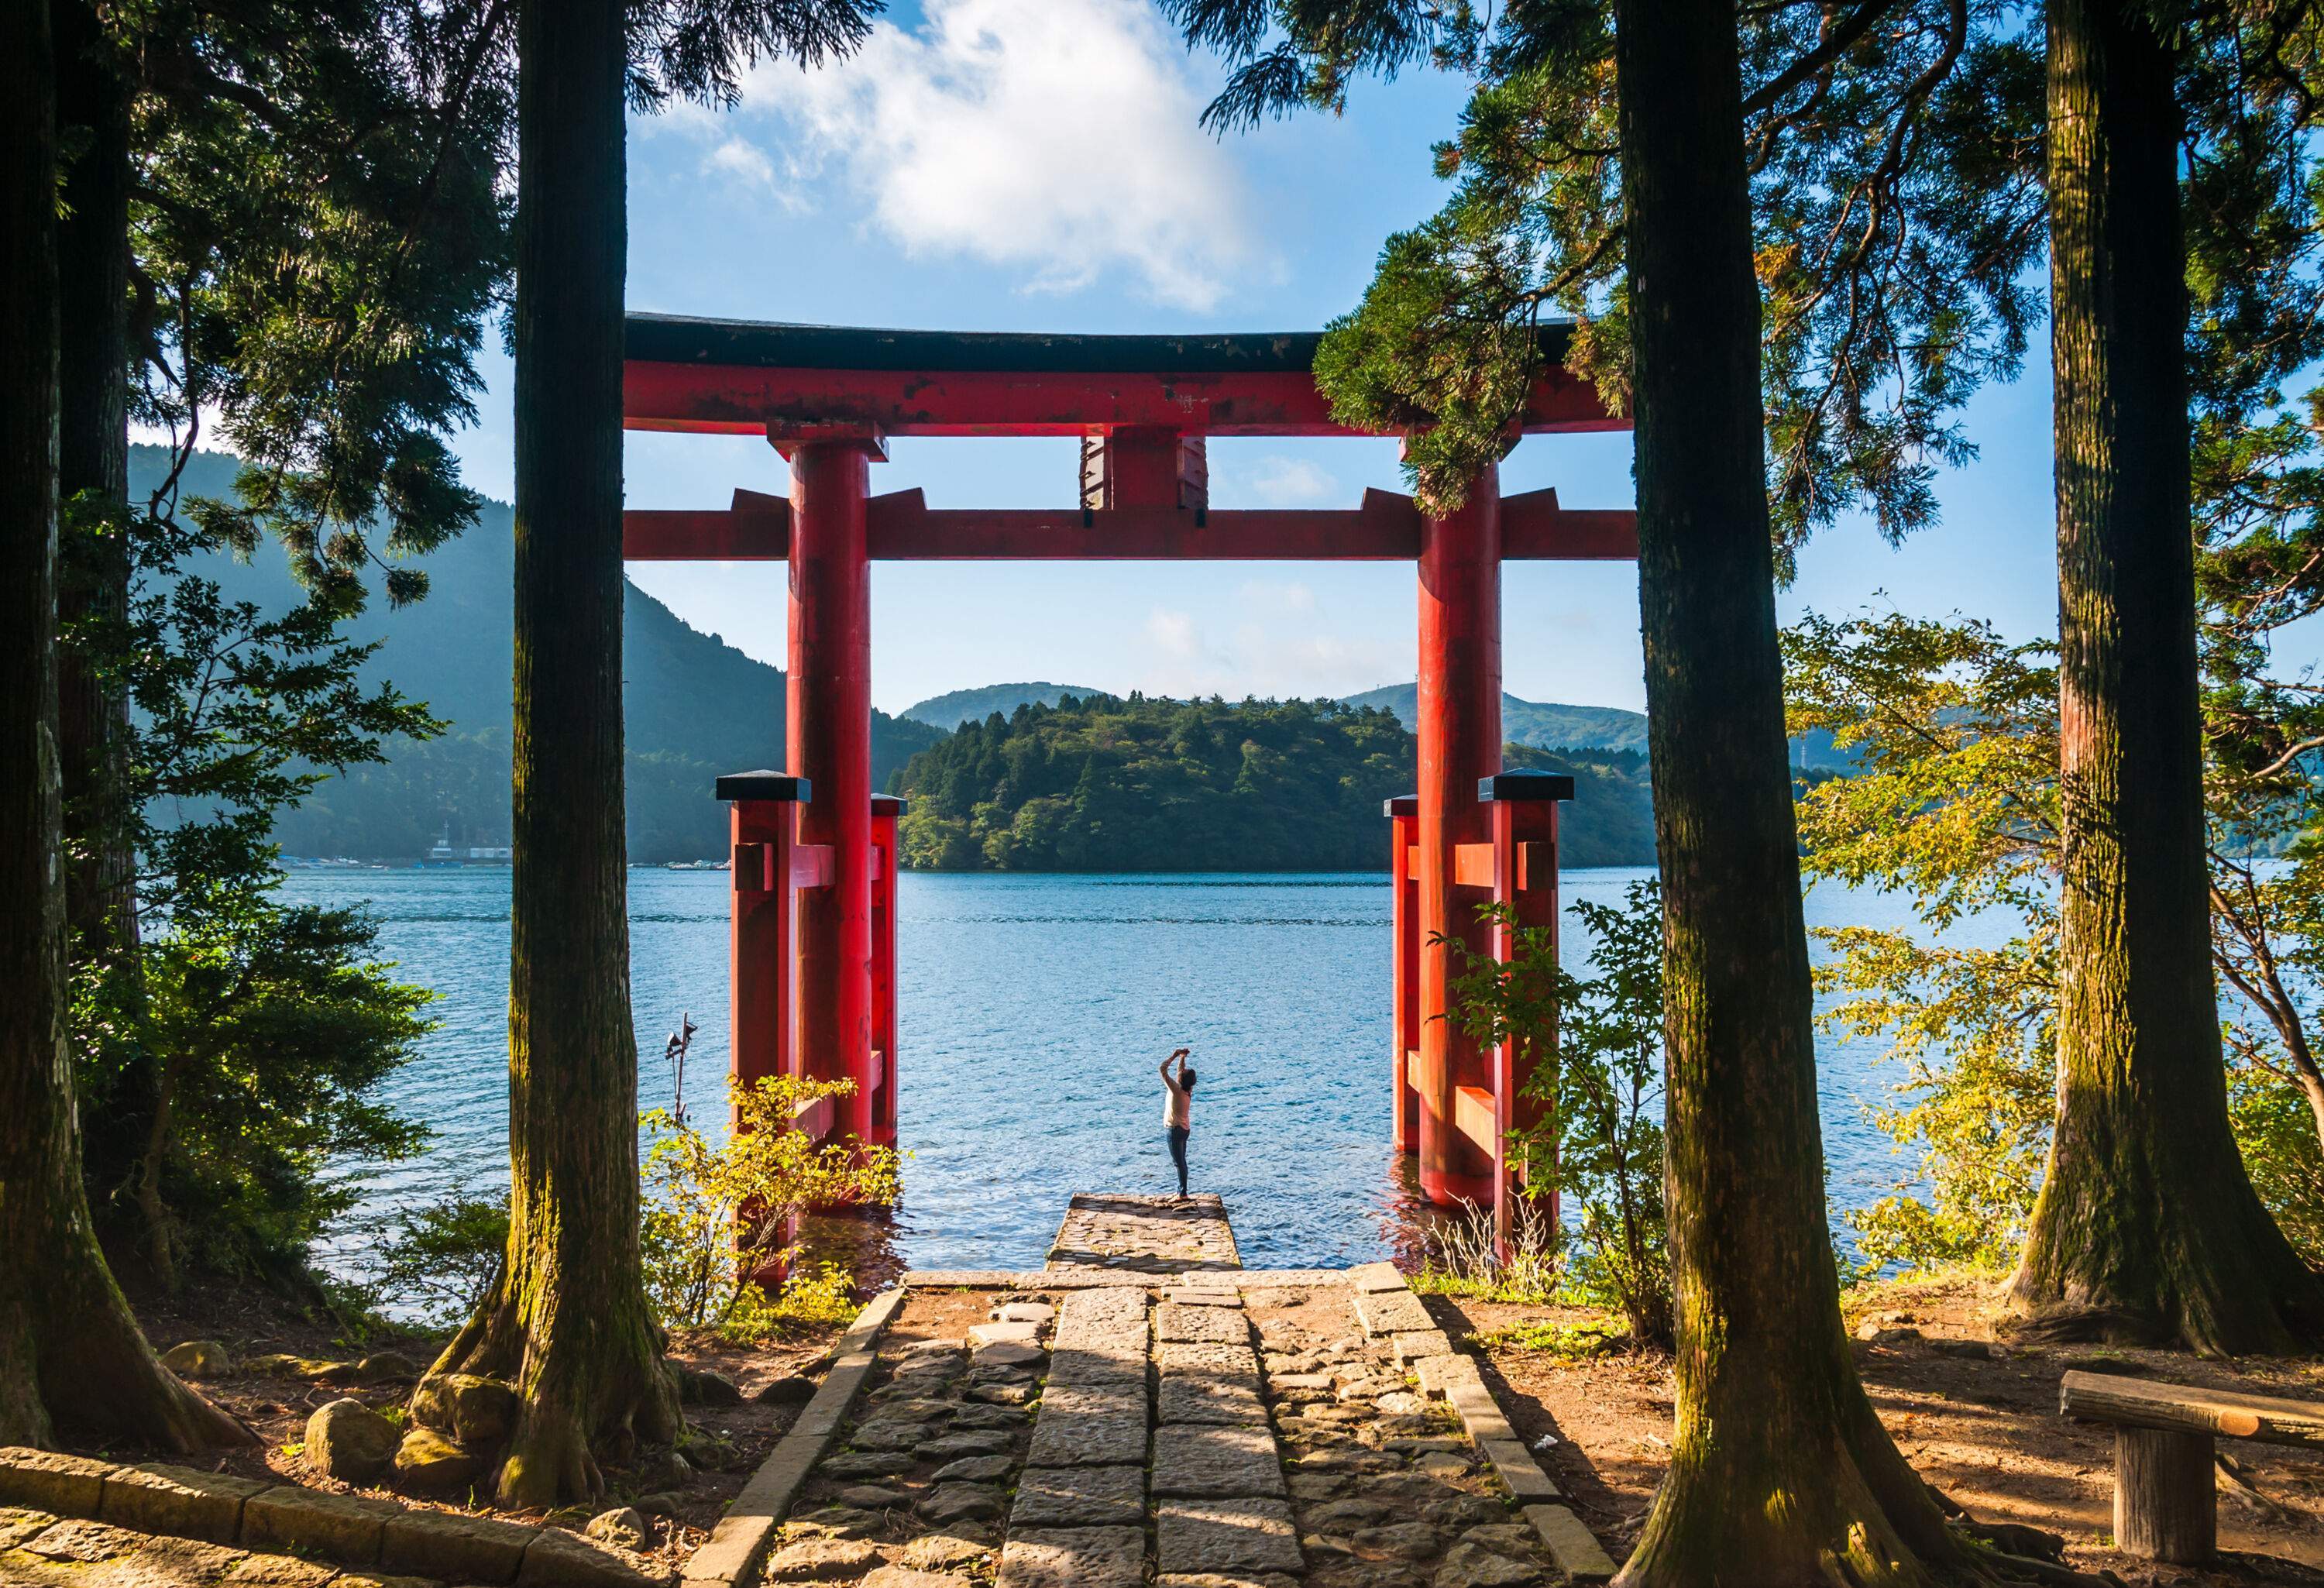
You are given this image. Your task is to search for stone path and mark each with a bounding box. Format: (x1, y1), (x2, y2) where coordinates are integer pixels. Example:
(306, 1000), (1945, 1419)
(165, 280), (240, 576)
(747, 1201), (1622, 1588)
(998, 1278), (1304, 1588)
(1047, 1192), (1241, 1273)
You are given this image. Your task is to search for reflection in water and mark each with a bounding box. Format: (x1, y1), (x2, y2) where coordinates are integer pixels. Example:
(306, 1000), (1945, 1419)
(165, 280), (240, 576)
(287, 866), (1970, 1280)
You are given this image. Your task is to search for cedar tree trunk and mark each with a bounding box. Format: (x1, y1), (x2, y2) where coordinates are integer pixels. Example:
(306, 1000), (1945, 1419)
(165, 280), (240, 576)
(1612, 3), (1992, 1582)
(55, 0), (165, 1274)
(431, 0), (681, 1506)
(2008, 0), (2324, 1355)
(0, 0), (246, 1452)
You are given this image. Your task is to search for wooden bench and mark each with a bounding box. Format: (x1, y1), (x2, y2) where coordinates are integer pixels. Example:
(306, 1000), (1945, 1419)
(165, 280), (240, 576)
(2060, 1369), (2324, 1562)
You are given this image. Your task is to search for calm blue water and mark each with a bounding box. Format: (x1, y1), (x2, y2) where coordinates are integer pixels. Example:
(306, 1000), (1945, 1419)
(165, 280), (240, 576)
(286, 867), (1963, 1276)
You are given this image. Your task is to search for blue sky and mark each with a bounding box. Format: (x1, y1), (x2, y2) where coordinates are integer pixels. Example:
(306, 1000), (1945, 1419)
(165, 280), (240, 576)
(449, 0), (2067, 717)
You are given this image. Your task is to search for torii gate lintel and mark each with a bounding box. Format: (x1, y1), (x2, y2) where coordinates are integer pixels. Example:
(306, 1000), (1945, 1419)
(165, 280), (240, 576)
(623, 316), (1640, 1249)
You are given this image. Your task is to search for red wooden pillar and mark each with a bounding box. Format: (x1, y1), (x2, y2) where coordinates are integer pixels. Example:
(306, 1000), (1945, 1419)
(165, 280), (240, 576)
(1415, 462), (1502, 1208)
(868, 793), (905, 1150)
(1481, 769), (1571, 1256)
(780, 427), (882, 1146)
(1386, 795), (1420, 1153)
(719, 771), (806, 1125)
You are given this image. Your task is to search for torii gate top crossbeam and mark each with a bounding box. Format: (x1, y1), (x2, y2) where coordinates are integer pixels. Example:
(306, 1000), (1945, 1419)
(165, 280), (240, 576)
(622, 314), (1630, 438)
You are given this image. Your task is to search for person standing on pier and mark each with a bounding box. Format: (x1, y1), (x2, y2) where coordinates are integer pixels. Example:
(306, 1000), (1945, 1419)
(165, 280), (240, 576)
(1160, 1047), (1197, 1201)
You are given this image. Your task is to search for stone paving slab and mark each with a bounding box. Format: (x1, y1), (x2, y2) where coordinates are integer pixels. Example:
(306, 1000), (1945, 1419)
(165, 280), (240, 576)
(1057, 1290), (1146, 1324)
(1525, 1503), (1618, 1581)
(1387, 1329), (1456, 1364)
(1156, 1304), (1251, 1345)
(1164, 1289), (1243, 1307)
(1346, 1260), (1406, 1293)
(995, 1526), (1145, 1588)
(1150, 1425), (1286, 1500)
(1153, 1341), (1262, 1380)
(1009, 1464), (1146, 1528)
(1159, 1377), (1267, 1426)
(1048, 1193), (1240, 1272)
(1480, 1438), (1563, 1502)
(1352, 1287), (1433, 1335)
(1045, 1346), (1148, 1387)
(1048, 1318), (1147, 1353)
(1155, 1498), (1305, 1575)
(1025, 1410), (1150, 1469)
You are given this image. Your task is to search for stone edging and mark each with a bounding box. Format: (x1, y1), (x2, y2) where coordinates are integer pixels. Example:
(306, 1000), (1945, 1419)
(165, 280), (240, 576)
(0, 1447), (651, 1586)
(679, 1285), (905, 1588)
(1346, 1260), (1622, 1583)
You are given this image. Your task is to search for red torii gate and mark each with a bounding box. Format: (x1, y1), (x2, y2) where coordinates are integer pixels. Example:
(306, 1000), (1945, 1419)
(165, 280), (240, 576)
(619, 315), (1638, 1242)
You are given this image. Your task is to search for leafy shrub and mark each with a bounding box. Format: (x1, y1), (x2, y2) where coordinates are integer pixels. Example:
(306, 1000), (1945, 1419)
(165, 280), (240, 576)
(1436, 880), (1672, 1346)
(363, 1191), (511, 1328)
(639, 1076), (901, 1339)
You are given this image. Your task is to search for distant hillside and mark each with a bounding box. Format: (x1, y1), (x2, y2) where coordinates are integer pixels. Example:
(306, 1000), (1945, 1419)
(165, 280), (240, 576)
(891, 693), (1658, 871)
(136, 447), (942, 861)
(1342, 684), (1651, 754)
(901, 682), (1102, 730)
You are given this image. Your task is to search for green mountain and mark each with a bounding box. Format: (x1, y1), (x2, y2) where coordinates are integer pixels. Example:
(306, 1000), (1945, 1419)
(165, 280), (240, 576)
(901, 682), (1101, 730)
(890, 693), (1657, 871)
(133, 447), (943, 862)
(1340, 683), (1651, 754)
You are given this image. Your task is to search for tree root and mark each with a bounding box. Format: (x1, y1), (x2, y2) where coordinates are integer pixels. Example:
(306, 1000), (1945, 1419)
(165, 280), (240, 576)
(2002, 1305), (2170, 1349)
(432, 1270), (680, 1510)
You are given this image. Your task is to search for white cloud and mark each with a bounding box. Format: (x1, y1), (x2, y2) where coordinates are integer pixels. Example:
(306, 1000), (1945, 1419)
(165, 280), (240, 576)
(1237, 578), (1317, 614)
(721, 0), (1260, 311)
(1146, 607), (1202, 658)
(1243, 455), (1338, 507)
(1138, 590), (1405, 699)
(704, 136), (779, 189)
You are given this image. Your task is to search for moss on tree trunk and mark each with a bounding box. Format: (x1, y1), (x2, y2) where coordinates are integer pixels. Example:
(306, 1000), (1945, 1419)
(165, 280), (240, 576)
(2009, 0), (2324, 1356)
(1611, 5), (2021, 1583)
(431, 0), (680, 1507)
(0, 0), (247, 1452)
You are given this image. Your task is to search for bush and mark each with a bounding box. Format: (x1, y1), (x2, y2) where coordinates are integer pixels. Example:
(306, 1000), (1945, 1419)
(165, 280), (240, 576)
(639, 1076), (902, 1340)
(361, 1191), (510, 1328)
(1437, 880), (1672, 1346)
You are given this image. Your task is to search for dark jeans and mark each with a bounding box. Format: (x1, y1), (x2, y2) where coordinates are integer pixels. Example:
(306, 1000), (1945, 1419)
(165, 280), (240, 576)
(1166, 1125), (1190, 1196)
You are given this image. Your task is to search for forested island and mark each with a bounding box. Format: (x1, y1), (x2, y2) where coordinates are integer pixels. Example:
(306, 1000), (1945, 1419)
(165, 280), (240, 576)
(890, 693), (1655, 871)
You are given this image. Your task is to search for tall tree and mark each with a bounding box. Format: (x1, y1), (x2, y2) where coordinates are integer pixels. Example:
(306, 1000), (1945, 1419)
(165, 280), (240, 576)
(55, 1), (138, 967)
(1613, 5), (1989, 1578)
(58, 0), (514, 1277)
(0, 0), (246, 1452)
(430, 0), (672, 1506)
(1170, 2), (2085, 1579)
(2009, 0), (2324, 1352)
(431, 0), (878, 1507)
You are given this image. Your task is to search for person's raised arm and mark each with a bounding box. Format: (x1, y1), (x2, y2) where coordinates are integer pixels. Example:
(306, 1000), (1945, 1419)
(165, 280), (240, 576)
(1160, 1047), (1188, 1081)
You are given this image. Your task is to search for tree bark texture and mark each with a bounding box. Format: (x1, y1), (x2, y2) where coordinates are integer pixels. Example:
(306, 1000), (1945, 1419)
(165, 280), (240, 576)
(2009, 0), (2324, 1355)
(2112, 1428), (2214, 1563)
(434, 0), (680, 1507)
(54, 0), (162, 1273)
(0, 0), (246, 1453)
(1611, 3), (1981, 1583)
(55, 0), (138, 963)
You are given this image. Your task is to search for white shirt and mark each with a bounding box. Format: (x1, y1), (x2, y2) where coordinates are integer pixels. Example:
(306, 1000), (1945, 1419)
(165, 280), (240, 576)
(1164, 1078), (1191, 1129)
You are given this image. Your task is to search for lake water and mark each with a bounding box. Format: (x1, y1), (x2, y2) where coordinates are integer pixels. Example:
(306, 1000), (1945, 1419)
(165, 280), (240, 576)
(288, 866), (1962, 1278)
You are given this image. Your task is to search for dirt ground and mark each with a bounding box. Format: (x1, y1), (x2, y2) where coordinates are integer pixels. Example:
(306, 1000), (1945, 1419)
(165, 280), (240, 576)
(1423, 1277), (2324, 1586)
(120, 1277), (847, 1578)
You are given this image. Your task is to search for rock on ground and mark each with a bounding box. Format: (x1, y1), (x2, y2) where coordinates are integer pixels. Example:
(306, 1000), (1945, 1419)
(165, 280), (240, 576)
(585, 1507), (648, 1549)
(159, 1340), (233, 1378)
(304, 1399), (398, 1484)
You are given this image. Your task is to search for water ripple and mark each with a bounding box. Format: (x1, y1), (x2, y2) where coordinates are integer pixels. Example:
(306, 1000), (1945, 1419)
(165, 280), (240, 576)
(283, 866), (1975, 1274)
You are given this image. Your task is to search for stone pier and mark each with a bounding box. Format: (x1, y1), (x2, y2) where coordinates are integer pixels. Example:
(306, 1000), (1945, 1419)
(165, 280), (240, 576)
(1046, 1191), (1241, 1273)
